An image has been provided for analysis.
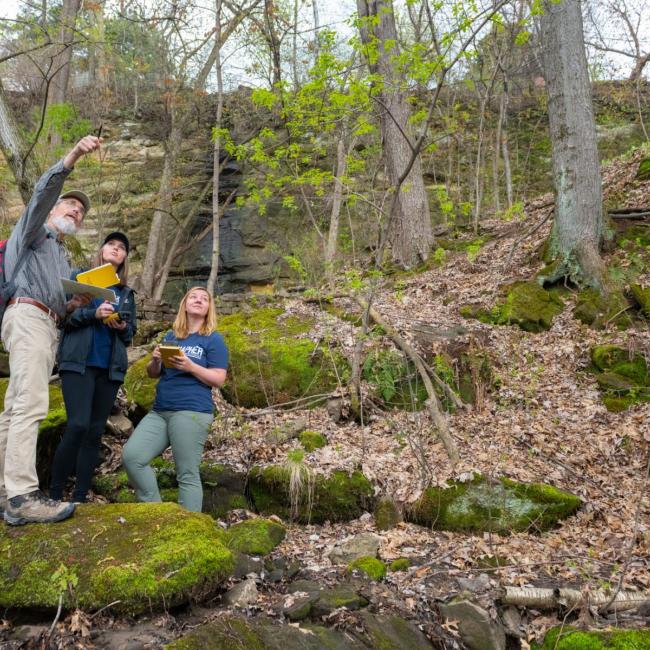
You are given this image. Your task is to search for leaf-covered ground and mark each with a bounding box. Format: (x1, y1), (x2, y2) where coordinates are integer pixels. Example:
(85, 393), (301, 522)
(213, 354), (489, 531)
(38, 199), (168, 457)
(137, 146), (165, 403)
(198, 148), (649, 643)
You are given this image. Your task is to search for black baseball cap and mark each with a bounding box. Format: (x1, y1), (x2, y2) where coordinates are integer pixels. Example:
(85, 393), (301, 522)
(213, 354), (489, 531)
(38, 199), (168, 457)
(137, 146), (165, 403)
(103, 231), (130, 253)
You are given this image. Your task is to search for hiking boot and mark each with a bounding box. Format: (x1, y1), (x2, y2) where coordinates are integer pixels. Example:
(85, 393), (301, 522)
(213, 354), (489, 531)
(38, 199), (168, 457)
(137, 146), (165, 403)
(0, 494), (6, 517)
(4, 490), (75, 526)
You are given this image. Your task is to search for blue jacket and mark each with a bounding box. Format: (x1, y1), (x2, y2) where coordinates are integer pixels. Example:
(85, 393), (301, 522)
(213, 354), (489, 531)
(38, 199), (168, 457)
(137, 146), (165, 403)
(58, 282), (137, 382)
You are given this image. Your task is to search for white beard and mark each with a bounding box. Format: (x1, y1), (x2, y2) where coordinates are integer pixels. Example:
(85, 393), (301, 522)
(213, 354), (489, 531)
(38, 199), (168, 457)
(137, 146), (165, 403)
(51, 215), (78, 235)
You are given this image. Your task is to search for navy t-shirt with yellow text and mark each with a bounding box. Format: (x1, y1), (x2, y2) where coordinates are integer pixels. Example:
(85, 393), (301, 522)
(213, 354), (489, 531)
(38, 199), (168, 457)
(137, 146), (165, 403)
(153, 331), (228, 414)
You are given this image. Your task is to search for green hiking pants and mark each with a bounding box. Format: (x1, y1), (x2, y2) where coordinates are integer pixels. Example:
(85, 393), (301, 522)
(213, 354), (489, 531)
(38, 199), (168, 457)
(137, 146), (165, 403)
(122, 410), (213, 512)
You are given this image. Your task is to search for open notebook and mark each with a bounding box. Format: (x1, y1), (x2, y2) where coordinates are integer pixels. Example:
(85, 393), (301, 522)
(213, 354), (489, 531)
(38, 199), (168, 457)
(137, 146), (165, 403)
(61, 263), (120, 301)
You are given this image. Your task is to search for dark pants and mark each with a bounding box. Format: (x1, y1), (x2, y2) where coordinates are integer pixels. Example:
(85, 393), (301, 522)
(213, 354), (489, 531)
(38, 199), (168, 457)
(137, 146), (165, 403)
(49, 368), (121, 502)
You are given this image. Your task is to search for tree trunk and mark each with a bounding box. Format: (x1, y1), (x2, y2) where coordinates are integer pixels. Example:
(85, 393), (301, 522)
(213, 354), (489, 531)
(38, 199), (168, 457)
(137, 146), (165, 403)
(501, 92), (513, 209)
(324, 136), (347, 282)
(207, 0), (224, 296)
(264, 0), (282, 87)
(357, 0), (433, 268)
(312, 0), (321, 59)
(50, 0), (81, 144)
(93, 1), (110, 115)
(140, 101), (181, 298)
(540, 0), (606, 290)
(49, 0), (81, 147)
(0, 80), (43, 205)
(493, 90), (505, 216)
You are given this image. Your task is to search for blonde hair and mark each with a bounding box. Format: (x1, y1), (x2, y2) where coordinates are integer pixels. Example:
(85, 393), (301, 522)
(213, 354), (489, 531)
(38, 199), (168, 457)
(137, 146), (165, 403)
(173, 287), (217, 338)
(93, 242), (129, 286)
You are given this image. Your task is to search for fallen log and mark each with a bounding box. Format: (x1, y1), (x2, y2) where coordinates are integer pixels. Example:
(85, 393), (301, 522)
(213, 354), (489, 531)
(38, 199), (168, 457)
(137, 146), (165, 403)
(502, 586), (649, 613)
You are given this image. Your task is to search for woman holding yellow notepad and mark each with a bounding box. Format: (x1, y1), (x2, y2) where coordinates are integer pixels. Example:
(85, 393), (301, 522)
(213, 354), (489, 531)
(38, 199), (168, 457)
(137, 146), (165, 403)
(122, 287), (228, 512)
(49, 232), (136, 502)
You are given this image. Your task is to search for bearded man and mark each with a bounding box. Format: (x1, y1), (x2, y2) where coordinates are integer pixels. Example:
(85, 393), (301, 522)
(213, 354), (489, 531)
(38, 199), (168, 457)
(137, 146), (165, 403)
(0, 135), (102, 525)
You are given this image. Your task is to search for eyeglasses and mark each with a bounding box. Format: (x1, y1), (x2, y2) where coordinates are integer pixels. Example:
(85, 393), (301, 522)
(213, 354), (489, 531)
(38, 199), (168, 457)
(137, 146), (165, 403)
(60, 199), (86, 218)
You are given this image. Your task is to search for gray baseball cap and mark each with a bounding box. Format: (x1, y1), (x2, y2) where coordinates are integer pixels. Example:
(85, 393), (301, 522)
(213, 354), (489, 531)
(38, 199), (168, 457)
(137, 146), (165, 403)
(59, 189), (91, 215)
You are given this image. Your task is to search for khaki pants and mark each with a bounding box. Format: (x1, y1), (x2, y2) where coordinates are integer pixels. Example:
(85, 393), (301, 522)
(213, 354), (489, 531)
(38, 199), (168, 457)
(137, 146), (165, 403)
(0, 303), (59, 499)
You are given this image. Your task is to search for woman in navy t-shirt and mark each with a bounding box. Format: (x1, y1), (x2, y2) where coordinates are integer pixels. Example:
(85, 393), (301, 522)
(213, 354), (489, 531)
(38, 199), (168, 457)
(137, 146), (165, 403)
(122, 287), (228, 512)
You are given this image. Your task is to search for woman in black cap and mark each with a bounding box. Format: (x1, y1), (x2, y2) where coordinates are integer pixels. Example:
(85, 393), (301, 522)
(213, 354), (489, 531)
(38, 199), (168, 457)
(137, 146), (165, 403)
(50, 232), (137, 502)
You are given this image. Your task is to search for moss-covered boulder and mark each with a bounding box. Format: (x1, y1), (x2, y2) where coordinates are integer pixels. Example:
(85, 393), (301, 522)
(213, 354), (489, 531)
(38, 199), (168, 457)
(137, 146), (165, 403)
(93, 457), (178, 503)
(167, 615), (367, 649)
(219, 307), (348, 408)
(460, 281), (564, 332)
(249, 466), (374, 524)
(299, 430), (327, 452)
(347, 556), (387, 581)
(574, 289), (633, 329)
(534, 626), (650, 650)
(0, 503), (234, 614)
(589, 345), (650, 412)
(225, 518), (286, 556)
(356, 611), (435, 650)
(636, 157), (650, 181)
(407, 476), (581, 534)
(123, 353), (158, 420)
(93, 462), (248, 516)
(631, 284), (650, 318)
(199, 462), (248, 519)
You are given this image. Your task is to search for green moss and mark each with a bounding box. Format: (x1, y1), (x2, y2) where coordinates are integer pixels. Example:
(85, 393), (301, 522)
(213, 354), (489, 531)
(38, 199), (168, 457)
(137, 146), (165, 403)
(589, 345), (650, 411)
(168, 615), (364, 649)
(200, 463), (249, 519)
(617, 224), (650, 250)
(123, 354), (158, 416)
(460, 282), (564, 332)
(311, 587), (369, 615)
(161, 488), (179, 502)
(226, 518), (286, 556)
(534, 626), (650, 650)
(347, 556), (386, 581)
(322, 302), (363, 327)
(299, 430), (327, 452)
(389, 558), (411, 572)
(574, 289), (633, 329)
(636, 157), (650, 181)
(408, 476), (580, 534)
(249, 466), (374, 524)
(116, 487), (138, 503)
(631, 284), (650, 317)
(602, 395), (637, 412)
(219, 307), (348, 409)
(374, 497), (401, 531)
(0, 503), (234, 614)
(591, 345), (631, 371)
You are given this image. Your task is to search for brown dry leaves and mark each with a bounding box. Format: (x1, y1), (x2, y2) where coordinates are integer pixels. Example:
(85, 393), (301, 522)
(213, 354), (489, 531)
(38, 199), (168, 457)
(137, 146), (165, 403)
(201, 150), (650, 638)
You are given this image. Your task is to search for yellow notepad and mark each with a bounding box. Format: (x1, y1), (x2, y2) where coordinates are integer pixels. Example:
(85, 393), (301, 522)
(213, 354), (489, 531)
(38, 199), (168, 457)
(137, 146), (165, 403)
(76, 263), (120, 289)
(160, 345), (183, 368)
